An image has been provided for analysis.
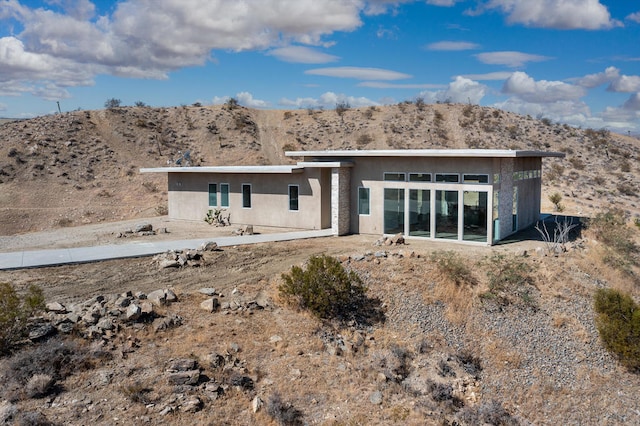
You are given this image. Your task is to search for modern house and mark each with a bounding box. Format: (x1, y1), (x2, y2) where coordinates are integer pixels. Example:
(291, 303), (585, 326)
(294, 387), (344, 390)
(141, 149), (564, 245)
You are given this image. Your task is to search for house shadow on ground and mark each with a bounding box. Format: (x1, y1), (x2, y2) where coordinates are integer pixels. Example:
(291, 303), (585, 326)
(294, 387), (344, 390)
(497, 214), (585, 247)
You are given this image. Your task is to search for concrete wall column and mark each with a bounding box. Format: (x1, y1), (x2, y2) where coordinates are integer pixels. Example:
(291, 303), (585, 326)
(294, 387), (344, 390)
(331, 167), (351, 235)
(499, 158), (514, 240)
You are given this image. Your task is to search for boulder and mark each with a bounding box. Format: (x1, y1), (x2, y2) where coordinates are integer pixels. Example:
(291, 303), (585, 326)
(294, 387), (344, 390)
(135, 223), (153, 232)
(180, 396), (203, 413)
(29, 323), (55, 341)
(200, 298), (220, 313)
(390, 233), (405, 245)
(167, 358), (199, 372)
(165, 289), (178, 303)
(46, 302), (67, 314)
(147, 289), (167, 306)
(254, 290), (269, 308)
(199, 288), (217, 296)
(126, 304), (142, 321)
(200, 241), (218, 251)
(167, 370), (200, 386)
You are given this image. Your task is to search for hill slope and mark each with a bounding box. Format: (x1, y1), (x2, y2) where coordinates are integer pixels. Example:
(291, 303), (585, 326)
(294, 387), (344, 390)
(1, 103), (638, 234)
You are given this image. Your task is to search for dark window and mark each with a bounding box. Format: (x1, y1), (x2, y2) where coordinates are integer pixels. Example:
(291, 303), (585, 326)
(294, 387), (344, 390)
(435, 173), (459, 183)
(242, 184), (251, 208)
(208, 183), (217, 206)
(289, 185), (299, 211)
(383, 172), (406, 181)
(358, 187), (370, 215)
(220, 183), (229, 207)
(409, 173), (431, 182)
(463, 174), (489, 183)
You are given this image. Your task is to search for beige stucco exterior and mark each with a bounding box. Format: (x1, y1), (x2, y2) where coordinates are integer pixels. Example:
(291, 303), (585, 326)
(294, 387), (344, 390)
(141, 149), (562, 245)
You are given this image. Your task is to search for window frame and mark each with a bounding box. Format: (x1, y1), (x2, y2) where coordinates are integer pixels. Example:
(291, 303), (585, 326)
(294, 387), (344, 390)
(358, 187), (371, 216)
(383, 172), (406, 182)
(435, 173), (460, 183)
(242, 183), (252, 209)
(220, 183), (230, 207)
(463, 174), (489, 184)
(409, 173), (432, 182)
(288, 184), (299, 211)
(208, 183), (218, 207)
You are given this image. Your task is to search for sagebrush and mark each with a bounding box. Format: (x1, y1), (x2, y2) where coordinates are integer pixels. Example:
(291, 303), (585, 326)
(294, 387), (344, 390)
(0, 283), (45, 355)
(279, 255), (366, 320)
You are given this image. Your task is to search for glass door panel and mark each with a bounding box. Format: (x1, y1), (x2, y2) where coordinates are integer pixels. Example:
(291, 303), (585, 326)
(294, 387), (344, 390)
(463, 191), (488, 242)
(409, 189), (430, 237)
(435, 190), (458, 239)
(384, 188), (405, 234)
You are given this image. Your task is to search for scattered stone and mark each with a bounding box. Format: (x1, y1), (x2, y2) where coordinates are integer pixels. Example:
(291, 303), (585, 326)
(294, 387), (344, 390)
(167, 358), (198, 372)
(28, 322), (56, 341)
(200, 298), (220, 313)
(46, 302), (67, 313)
(180, 396), (203, 413)
(254, 290), (269, 308)
(167, 370), (200, 386)
(199, 288), (217, 296)
(147, 289), (167, 306)
(153, 314), (183, 332)
(135, 223), (153, 232)
(126, 304), (142, 321)
(252, 396), (263, 413)
(369, 391), (383, 405)
(200, 241), (218, 251)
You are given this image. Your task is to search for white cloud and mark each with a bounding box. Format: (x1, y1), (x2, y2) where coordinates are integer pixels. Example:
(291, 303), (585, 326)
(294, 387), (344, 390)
(608, 75), (640, 93)
(305, 66), (411, 80)
(426, 40), (480, 51)
(576, 66), (620, 88)
(460, 71), (513, 81)
(626, 11), (640, 23)
(268, 46), (339, 64)
(419, 76), (487, 104)
(236, 92), (269, 108)
(475, 51), (552, 68)
(494, 97), (591, 124)
(279, 91), (379, 109)
(480, 0), (620, 30)
(358, 81), (446, 89)
(502, 72), (585, 103)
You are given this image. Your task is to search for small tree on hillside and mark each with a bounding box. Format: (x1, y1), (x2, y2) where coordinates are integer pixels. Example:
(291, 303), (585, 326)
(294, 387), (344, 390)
(105, 98), (122, 109)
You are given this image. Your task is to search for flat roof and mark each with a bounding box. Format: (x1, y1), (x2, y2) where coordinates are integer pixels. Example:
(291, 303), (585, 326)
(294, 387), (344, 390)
(285, 149), (565, 158)
(140, 165), (304, 174)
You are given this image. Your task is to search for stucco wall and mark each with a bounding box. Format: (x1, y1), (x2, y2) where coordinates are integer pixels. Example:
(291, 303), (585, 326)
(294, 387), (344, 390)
(167, 170), (325, 229)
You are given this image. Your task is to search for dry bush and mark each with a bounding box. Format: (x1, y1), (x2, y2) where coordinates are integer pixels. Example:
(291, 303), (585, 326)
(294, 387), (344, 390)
(428, 251), (478, 323)
(266, 392), (303, 426)
(25, 374), (55, 399)
(455, 400), (518, 426)
(480, 254), (536, 309)
(0, 283), (45, 355)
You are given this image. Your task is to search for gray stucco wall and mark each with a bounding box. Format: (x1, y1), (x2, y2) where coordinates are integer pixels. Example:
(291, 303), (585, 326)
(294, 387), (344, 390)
(167, 170), (325, 229)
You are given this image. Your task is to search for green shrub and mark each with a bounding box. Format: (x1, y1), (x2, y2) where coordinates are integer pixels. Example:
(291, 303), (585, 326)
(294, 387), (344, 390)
(594, 288), (640, 372)
(481, 254), (535, 308)
(0, 283), (45, 355)
(430, 251), (475, 287)
(548, 192), (564, 212)
(279, 255), (366, 320)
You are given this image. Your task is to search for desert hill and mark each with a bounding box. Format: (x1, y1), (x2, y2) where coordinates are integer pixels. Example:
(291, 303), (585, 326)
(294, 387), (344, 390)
(1, 102), (638, 235)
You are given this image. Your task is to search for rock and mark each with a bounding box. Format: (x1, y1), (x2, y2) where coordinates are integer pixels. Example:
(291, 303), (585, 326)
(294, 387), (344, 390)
(29, 323), (55, 341)
(140, 301), (154, 315)
(243, 225), (254, 235)
(96, 318), (114, 331)
(199, 288), (217, 296)
(135, 223), (153, 232)
(167, 358), (198, 372)
(159, 259), (180, 268)
(269, 335), (283, 344)
(369, 391), (383, 405)
(167, 370), (200, 386)
(46, 302), (67, 313)
(200, 241), (218, 251)
(252, 396), (263, 413)
(200, 298), (220, 313)
(165, 289), (178, 303)
(203, 353), (225, 369)
(180, 396), (203, 413)
(153, 314), (183, 332)
(56, 321), (75, 334)
(374, 251), (387, 258)
(0, 401), (17, 424)
(147, 289), (167, 306)
(390, 233), (405, 245)
(115, 297), (131, 308)
(126, 304), (142, 321)
(255, 290), (269, 308)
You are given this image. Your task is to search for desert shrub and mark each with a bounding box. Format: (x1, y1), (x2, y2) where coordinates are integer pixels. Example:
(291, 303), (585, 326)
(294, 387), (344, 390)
(15, 411), (53, 426)
(356, 133), (374, 147)
(283, 111), (293, 120)
(266, 392), (303, 426)
(25, 374), (55, 399)
(335, 101), (350, 117)
(548, 192), (564, 212)
(225, 97), (239, 110)
(635, 217), (640, 230)
(2, 337), (107, 390)
(545, 163), (564, 181)
(456, 350), (483, 378)
(121, 381), (153, 404)
(481, 254), (535, 308)
(282, 143), (296, 152)
(134, 101), (146, 107)
(430, 251), (476, 287)
(456, 400), (518, 425)
(617, 182), (637, 197)
(587, 209), (639, 270)
(104, 98), (121, 109)
(427, 380), (454, 402)
(279, 255), (367, 320)
(620, 159), (631, 172)
(568, 157), (585, 170)
(594, 288), (640, 372)
(0, 283), (45, 355)
(142, 181), (158, 193)
(415, 96), (425, 111)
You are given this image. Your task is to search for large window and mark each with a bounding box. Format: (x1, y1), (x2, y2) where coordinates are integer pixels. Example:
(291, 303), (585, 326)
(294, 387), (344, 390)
(242, 184), (252, 208)
(208, 183), (217, 207)
(409, 189), (430, 237)
(220, 183), (229, 207)
(383, 172), (406, 181)
(358, 187), (370, 215)
(384, 188), (404, 234)
(435, 173), (459, 183)
(463, 191), (488, 241)
(288, 185), (299, 211)
(435, 190), (458, 239)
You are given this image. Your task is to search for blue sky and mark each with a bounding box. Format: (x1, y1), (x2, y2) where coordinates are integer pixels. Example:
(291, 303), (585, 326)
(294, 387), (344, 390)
(1, 0), (639, 133)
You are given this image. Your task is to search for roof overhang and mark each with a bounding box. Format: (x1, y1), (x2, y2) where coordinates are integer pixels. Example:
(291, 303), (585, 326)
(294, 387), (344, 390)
(140, 165), (305, 174)
(285, 149), (565, 159)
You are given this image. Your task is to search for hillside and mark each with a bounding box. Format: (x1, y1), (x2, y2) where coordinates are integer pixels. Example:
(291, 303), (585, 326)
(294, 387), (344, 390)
(1, 102), (639, 235)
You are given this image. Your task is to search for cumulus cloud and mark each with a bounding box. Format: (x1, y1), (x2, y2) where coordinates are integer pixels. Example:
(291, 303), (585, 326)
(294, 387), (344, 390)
(419, 76), (487, 104)
(576, 66), (620, 88)
(475, 51), (552, 68)
(623, 93), (640, 110)
(305, 66), (411, 80)
(279, 91), (379, 109)
(0, 0), (368, 100)
(426, 41), (480, 51)
(494, 97), (591, 125)
(608, 75), (640, 93)
(626, 11), (640, 23)
(268, 46), (339, 64)
(502, 72), (585, 103)
(236, 92), (269, 108)
(478, 0), (620, 30)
